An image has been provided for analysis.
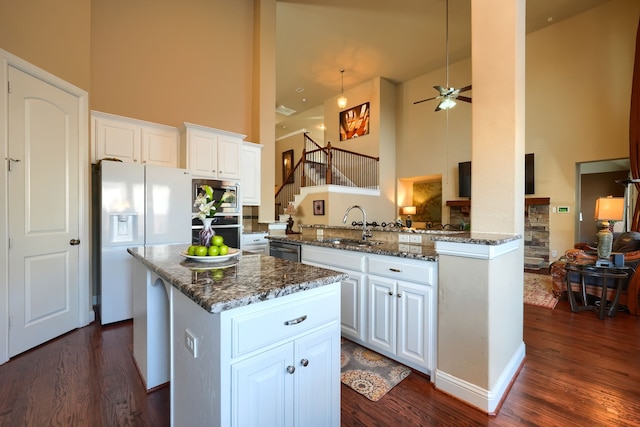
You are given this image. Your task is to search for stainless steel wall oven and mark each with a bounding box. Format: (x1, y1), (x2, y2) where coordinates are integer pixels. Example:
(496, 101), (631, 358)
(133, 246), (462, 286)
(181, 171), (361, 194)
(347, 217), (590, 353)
(192, 179), (241, 249)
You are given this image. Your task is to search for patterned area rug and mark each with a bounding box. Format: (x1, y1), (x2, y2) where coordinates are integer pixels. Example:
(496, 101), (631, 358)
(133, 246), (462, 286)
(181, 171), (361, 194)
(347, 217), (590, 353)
(524, 272), (559, 309)
(340, 338), (411, 401)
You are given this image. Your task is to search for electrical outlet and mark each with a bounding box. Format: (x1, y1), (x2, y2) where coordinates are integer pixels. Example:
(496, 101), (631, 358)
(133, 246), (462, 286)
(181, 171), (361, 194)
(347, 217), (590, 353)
(399, 234), (409, 243)
(552, 250), (557, 258)
(398, 243), (410, 252)
(409, 245), (422, 254)
(409, 234), (422, 244)
(316, 229), (324, 237)
(185, 329), (198, 358)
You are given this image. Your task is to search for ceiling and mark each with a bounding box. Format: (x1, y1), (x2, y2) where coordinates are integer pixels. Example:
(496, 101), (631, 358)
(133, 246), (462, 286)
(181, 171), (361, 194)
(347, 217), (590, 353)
(275, 0), (611, 140)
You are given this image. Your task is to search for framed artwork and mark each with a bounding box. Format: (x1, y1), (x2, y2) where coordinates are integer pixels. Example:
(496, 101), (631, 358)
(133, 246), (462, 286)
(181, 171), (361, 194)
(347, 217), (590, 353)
(340, 102), (370, 141)
(282, 149), (294, 184)
(313, 200), (325, 215)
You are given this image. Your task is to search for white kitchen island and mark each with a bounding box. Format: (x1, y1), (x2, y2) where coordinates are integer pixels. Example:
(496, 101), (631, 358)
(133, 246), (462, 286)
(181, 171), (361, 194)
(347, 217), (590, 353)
(128, 244), (347, 427)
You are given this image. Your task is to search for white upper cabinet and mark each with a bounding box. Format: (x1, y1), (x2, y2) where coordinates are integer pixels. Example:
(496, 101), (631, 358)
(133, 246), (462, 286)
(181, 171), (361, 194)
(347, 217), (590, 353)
(241, 142), (263, 206)
(92, 111), (179, 167)
(180, 123), (245, 180)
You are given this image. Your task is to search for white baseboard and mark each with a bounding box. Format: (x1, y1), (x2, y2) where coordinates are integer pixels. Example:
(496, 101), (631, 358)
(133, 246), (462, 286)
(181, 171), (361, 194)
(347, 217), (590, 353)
(434, 341), (526, 413)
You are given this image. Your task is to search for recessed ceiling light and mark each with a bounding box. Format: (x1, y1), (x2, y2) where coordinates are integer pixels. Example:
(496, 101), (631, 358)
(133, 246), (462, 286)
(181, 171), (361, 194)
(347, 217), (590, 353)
(547, 17), (554, 22)
(295, 87), (305, 93)
(302, 98), (308, 102)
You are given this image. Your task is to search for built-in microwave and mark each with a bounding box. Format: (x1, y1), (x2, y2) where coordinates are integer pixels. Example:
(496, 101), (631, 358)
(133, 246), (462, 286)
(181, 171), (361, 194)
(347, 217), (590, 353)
(192, 179), (239, 214)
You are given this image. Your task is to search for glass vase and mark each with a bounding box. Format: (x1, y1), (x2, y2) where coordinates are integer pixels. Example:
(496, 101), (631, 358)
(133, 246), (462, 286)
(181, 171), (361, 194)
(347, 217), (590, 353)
(199, 217), (216, 248)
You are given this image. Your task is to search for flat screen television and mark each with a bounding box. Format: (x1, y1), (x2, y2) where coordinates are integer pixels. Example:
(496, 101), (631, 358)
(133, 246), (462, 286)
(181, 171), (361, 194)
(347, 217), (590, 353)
(458, 153), (535, 198)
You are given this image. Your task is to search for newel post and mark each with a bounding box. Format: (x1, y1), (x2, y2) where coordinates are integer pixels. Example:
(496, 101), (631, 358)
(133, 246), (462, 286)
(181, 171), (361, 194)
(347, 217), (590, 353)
(325, 142), (332, 185)
(301, 148), (307, 188)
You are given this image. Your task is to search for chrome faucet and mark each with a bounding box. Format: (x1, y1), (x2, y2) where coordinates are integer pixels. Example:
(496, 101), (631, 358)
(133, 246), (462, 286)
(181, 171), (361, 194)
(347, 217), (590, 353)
(342, 205), (372, 242)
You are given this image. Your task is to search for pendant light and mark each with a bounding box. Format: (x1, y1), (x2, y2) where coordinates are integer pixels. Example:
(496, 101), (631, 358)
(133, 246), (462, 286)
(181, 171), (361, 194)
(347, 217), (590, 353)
(337, 69), (348, 109)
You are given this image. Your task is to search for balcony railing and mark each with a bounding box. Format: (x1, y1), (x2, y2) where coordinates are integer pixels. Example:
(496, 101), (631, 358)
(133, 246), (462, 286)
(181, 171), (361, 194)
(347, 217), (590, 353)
(275, 134), (379, 217)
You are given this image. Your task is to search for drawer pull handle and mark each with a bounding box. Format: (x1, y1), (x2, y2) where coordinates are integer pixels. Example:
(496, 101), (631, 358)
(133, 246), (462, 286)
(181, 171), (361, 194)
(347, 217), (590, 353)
(287, 365), (295, 374)
(389, 268), (402, 273)
(300, 359), (309, 367)
(284, 315), (307, 326)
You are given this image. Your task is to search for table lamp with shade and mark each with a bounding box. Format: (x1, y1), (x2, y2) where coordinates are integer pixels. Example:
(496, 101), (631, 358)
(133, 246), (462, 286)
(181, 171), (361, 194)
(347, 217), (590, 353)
(594, 196), (625, 267)
(284, 202), (297, 234)
(402, 206), (416, 228)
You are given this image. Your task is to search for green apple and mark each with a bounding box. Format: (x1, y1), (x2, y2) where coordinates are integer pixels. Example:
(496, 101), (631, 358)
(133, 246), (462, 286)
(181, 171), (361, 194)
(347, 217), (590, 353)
(194, 245), (208, 256)
(219, 245), (229, 256)
(187, 245), (196, 256)
(208, 245), (220, 256)
(212, 235), (224, 247)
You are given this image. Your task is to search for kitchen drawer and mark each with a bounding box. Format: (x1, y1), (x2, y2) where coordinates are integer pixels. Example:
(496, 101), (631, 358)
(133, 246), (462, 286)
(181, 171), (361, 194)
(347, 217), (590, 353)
(242, 232), (268, 246)
(302, 245), (365, 272)
(230, 286), (339, 358)
(368, 254), (434, 285)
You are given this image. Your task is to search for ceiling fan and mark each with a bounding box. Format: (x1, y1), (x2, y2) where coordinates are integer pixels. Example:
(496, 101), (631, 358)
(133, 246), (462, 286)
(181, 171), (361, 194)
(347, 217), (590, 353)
(413, 0), (472, 111)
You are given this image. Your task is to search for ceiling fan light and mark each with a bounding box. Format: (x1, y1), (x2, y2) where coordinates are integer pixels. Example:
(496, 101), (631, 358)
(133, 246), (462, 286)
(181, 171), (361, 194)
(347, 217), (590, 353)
(438, 98), (457, 111)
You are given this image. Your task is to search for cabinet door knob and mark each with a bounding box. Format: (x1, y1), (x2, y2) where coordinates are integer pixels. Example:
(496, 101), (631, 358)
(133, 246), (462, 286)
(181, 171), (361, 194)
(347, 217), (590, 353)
(397, 294), (402, 298)
(300, 359), (309, 367)
(388, 291), (393, 296)
(287, 365), (295, 374)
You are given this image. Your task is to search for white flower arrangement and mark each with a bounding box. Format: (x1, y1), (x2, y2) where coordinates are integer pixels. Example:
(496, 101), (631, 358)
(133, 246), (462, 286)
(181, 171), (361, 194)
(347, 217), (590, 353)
(193, 185), (234, 220)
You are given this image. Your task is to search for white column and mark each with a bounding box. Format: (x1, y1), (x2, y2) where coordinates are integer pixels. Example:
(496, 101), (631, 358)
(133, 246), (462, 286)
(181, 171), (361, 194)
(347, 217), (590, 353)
(435, 0), (526, 414)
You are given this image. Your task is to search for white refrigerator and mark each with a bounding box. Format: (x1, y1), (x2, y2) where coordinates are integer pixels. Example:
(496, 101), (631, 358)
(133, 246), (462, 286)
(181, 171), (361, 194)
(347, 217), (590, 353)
(94, 160), (191, 325)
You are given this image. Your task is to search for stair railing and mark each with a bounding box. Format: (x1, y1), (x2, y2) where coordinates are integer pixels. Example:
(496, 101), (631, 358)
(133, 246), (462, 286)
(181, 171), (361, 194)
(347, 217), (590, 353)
(275, 134), (380, 212)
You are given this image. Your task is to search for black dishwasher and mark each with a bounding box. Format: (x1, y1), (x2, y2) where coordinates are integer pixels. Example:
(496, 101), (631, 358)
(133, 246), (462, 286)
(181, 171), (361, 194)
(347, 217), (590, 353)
(269, 240), (301, 262)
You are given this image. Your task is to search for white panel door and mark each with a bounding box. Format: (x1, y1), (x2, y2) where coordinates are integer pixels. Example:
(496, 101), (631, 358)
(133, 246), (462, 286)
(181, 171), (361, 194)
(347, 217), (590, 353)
(188, 131), (217, 178)
(95, 115), (141, 163)
(232, 343), (294, 427)
(367, 275), (396, 355)
(340, 270), (366, 342)
(397, 280), (431, 368)
(7, 65), (80, 357)
(294, 325), (340, 427)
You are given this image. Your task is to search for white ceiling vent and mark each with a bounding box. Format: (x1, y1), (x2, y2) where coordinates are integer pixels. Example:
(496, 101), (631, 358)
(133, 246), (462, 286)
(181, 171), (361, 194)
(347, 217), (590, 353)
(276, 105), (297, 116)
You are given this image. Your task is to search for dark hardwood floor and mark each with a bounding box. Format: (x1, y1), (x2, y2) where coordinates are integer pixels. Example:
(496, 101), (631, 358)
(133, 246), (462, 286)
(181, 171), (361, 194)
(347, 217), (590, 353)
(1, 298), (639, 426)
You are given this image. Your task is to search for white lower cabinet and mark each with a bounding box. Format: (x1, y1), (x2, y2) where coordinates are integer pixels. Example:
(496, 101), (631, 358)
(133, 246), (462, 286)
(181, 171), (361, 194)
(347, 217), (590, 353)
(171, 281), (340, 427)
(368, 274), (433, 370)
(232, 325), (338, 427)
(301, 245), (436, 377)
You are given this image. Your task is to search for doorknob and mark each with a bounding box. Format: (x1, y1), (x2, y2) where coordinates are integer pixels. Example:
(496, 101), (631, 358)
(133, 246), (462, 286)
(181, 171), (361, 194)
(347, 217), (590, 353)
(70, 239), (81, 245)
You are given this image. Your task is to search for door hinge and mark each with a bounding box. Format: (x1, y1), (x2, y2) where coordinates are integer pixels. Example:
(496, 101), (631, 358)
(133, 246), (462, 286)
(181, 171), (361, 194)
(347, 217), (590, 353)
(7, 81), (11, 93)
(8, 316), (12, 328)
(8, 238), (11, 250)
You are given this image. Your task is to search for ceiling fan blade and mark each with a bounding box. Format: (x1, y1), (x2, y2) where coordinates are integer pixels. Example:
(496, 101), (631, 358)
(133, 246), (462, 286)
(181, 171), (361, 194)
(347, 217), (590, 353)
(458, 85), (472, 93)
(458, 96), (472, 103)
(433, 85), (448, 96)
(413, 95), (439, 105)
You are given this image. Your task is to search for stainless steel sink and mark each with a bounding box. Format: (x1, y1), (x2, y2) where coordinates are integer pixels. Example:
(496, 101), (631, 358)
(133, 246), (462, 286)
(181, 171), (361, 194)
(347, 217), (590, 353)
(319, 238), (384, 247)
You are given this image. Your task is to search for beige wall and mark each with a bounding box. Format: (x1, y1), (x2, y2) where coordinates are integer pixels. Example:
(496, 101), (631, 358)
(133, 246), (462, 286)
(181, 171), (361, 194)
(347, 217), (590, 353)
(91, 0), (255, 138)
(0, 0), (91, 91)
(397, 0), (640, 260)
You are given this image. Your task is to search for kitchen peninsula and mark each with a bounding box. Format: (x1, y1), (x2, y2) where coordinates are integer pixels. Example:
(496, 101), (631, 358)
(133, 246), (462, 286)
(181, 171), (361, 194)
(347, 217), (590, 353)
(128, 244), (347, 426)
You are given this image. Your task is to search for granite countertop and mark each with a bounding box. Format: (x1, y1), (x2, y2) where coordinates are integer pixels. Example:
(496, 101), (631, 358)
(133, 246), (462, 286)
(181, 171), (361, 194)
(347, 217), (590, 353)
(267, 234), (439, 261)
(128, 244), (348, 314)
(268, 231), (521, 261)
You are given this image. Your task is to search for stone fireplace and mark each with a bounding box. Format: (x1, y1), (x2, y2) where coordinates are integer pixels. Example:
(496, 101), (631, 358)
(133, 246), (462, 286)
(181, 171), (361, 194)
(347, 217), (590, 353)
(447, 198), (550, 268)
